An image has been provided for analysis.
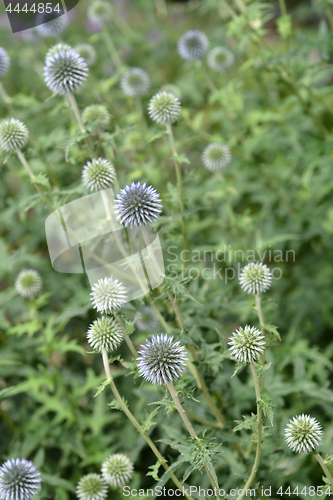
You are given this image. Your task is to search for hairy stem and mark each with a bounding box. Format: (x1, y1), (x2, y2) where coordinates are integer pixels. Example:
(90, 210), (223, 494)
(314, 453), (333, 486)
(102, 26), (122, 71)
(116, 314), (138, 359)
(66, 92), (94, 155)
(255, 293), (265, 392)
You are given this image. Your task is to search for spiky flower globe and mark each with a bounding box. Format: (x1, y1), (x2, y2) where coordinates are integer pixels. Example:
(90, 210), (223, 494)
(87, 316), (123, 353)
(82, 158), (116, 192)
(76, 474), (107, 500)
(135, 306), (159, 331)
(0, 118), (28, 153)
(46, 43), (72, 60)
(137, 334), (188, 386)
(114, 182), (162, 228)
(75, 43), (97, 67)
(207, 46), (235, 73)
(0, 47), (10, 78)
(36, 11), (68, 37)
(239, 261), (272, 295)
(228, 326), (265, 363)
(177, 30), (209, 61)
(44, 48), (88, 95)
(87, 0), (113, 24)
(161, 83), (182, 100)
(90, 277), (127, 314)
(15, 269), (42, 299)
(202, 143), (231, 171)
(101, 454), (134, 489)
(0, 458), (41, 500)
(120, 68), (150, 97)
(148, 91), (181, 124)
(82, 104), (111, 134)
(285, 414), (323, 453)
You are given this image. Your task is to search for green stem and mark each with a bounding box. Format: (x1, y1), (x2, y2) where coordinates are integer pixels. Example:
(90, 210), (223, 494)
(255, 294), (265, 392)
(116, 314), (138, 359)
(0, 81), (16, 116)
(102, 26), (122, 71)
(166, 380), (220, 498)
(278, 0), (287, 16)
(114, 11), (135, 37)
(183, 404), (223, 429)
(323, 0), (333, 29)
(236, 362), (262, 500)
(66, 92), (94, 156)
(101, 349), (195, 499)
(165, 122), (188, 253)
(202, 63), (218, 93)
(135, 97), (146, 125)
(314, 453), (333, 486)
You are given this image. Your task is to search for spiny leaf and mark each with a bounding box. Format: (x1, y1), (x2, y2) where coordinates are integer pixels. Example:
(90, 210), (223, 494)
(233, 413), (257, 432)
(147, 460), (163, 481)
(258, 395), (275, 426)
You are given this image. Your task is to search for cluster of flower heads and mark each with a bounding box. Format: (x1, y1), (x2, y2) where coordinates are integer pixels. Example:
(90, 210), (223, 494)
(0, 47), (10, 78)
(82, 157), (116, 192)
(76, 454), (133, 500)
(121, 68), (150, 97)
(82, 104), (110, 134)
(15, 269), (42, 299)
(202, 143), (231, 171)
(44, 47), (88, 95)
(0, 118), (28, 153)
(229, 326), (265, 363)
(74, 43), (97, 67)
(135, 306), (159, 331)
(0, 458), (41, 500)
(239, 261), (273, 295)
(137, 334), (188, 386)
(178, 30), (209, 61)
(148, 91), (181, 124)
(114, 181), (162, 228)
(284, 414), (323, 453)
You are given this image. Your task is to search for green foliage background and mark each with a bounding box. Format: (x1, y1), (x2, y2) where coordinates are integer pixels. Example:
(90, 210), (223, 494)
(1, 0), (333, 498)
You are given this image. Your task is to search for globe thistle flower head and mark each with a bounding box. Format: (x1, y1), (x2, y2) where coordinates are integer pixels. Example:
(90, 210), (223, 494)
(82, 104), (110, 134)
(75, 43), (97, 67)
(87, 316), (123, 353)
(0, 48), (10, 78)
(137, 334), (188, 386)
(101, 454), (133, 488)
(228, 326), (265, 363)
(0, 458), (41, 500)
(0, 118), (28, 153)
(82, 158), (116, 192)
(87, 0), (113, 24)
(36, 11), (68, 37)
(44, 48), (88, 95)
(178, 30), (209, 61)
(239, 261), (272, 295)
(207, 46), (235, 73)
(90, 277), (127, 314)
(76, 474), (107, 500)
(114, 182), (162, 228)
(135, 306), (159, 331)
(161, 83), (182, 100)
(202, 143), (231, 171)
(148, 91), (181, 124)
(46, 43), (72, 60)
(15, 269), (42, 299)
(121, 68), (150, 97)
(285, 414), (323, 453)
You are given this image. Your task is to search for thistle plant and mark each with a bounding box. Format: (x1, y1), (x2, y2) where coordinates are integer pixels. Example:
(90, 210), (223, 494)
(0, 458), (41, 500)
(76, 474), (107, 500)
(161, 83), (182, 99)
(36, 11), (68, 37)
(0, 118), (28, 153)
(114, 181), (162, 228)
(121, 68), (150, 97)
(74, 43), (97, 67)
(239, 261), (273, 295)
(202, 143), (232, 171)
(82, 104), (111, 134)
(90, 277), (127, 314)
(177, 30), (209, 61)
(285, 414), (322, 453)
(228, 326), (265, 363)
(82, 158), (116, 192)
(15, 269), (42, 299)
(87, 316), (123, 352)
(148, 91), (187, 250)
(45, 42), (72, 60)
(43, 48), (88, 95)
(207, 46), (235, 73)
(0, 47), (10, 78)
(135, 306), (159, 331)
(101, 454), (133, 488)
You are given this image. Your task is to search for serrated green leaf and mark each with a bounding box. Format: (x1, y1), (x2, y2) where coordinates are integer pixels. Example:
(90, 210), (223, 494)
(233, 413), (257, 432)
(258, 395), (275, 426)
(147, 460), (163, 481)
(94, 379), (109, 398)
(30, 173), (50, 189)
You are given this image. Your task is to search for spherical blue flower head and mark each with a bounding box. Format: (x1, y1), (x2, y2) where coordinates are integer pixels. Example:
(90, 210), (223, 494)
(0, 48), (10, 78)
(36, 11), (68, 37)
(178, 30), (209, 61)
(137, 334), (188, 386)
(135, 306), (159, 331)
(0, 458), (41, 500)
(285, 414), (323, 453)
(44, 48), (88, 95)
(114, 182), (162, 228)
